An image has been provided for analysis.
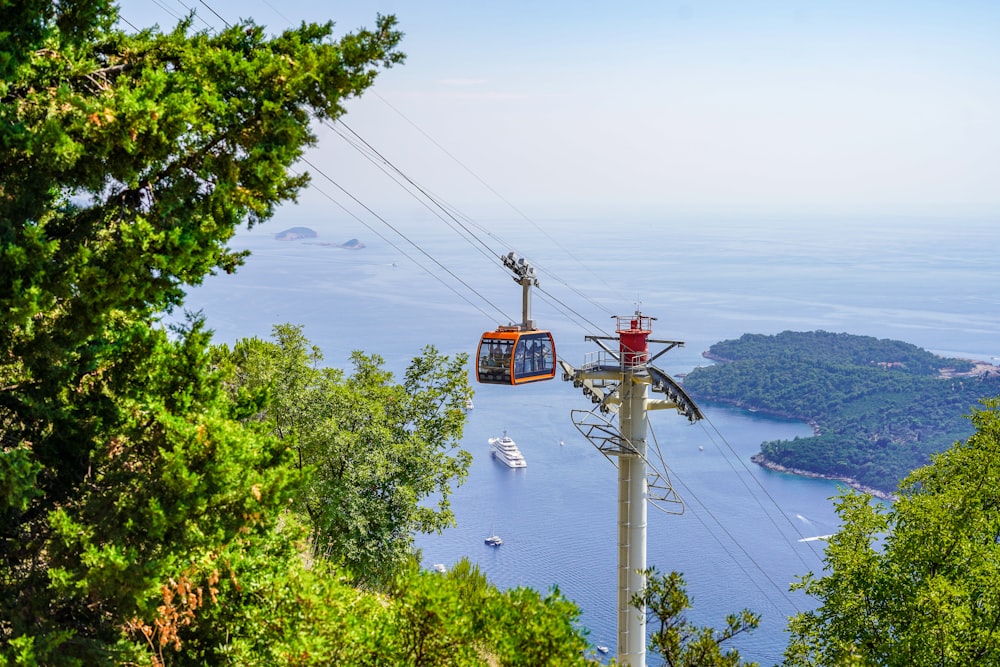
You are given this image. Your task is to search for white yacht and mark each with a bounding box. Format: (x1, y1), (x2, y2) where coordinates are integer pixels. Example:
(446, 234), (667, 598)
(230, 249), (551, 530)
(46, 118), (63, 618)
(489, 431), (526, 468)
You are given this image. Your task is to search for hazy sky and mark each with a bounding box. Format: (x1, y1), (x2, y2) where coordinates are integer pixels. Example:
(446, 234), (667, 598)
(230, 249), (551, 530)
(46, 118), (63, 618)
(117, 1), (1000, 221)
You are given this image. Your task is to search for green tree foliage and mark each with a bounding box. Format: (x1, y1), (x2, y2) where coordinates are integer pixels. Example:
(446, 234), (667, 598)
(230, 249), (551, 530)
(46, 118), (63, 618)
(0, 2), (406, 663)
(783, 399), (1000, 666)
(683, 331), (1000, 492)
(377, 559), (591, 666)
(635, 568), (760, 667)
(123, 545), (593, 666)
(220, 324), (473, 586)
(0, 7), (595, 664)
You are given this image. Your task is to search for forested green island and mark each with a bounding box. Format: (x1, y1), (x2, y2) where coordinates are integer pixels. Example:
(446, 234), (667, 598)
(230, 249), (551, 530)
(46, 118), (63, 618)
(682, 331), (1000, 496)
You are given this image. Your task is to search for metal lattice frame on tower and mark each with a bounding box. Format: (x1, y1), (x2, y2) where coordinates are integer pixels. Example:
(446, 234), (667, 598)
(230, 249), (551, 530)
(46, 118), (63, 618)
(558, 311), (702, 667)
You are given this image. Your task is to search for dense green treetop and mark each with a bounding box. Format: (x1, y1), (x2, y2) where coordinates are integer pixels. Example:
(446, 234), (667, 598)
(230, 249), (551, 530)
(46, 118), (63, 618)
(784, 399), (1000, 666)
(1, 0), (404, 492)
(219, 324), (473, 587)
(683, 331), (1000, 492)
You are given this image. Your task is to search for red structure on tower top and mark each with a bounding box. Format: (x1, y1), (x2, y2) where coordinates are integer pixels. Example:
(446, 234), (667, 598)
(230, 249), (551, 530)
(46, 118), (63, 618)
(616, 311), (655, 367)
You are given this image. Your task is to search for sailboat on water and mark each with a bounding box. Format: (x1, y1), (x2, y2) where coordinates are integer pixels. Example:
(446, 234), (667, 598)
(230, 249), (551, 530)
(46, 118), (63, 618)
(485, 521), (502, 546)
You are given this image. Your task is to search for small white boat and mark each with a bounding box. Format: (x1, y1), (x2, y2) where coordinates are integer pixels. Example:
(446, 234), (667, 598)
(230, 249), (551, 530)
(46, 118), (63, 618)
(596, 645), (609, 654)
(489, 431), (526, 468)
(433, 563), (447, 573)
(465, 397), (474, 410)
(485, 534), (503, 547)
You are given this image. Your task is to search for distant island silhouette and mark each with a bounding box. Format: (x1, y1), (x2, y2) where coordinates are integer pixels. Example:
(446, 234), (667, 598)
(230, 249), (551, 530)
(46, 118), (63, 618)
(274, 227), (365, 249)
(275, 226), (317, 240)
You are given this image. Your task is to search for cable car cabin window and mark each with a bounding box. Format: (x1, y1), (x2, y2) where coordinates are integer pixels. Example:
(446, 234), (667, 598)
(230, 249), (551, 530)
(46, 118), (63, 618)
(477, 331), (556, 385)
(478, 336), (514, 384)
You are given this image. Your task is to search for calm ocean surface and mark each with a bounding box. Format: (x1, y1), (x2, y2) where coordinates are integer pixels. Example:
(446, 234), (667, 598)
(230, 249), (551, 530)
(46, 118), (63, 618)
(177, 215), (999, 665)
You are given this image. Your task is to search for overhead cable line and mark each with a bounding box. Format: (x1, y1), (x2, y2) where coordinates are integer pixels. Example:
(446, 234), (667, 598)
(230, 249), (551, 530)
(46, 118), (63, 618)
(173, 0), (217, 30)
(372, 91), (629, 310)
(536, 287), (614, 338)
(698, 415), (827, 564)
(298, 156), (511, 324)
(260, 0), (292, 25)
(332, 124), (612, 335)
(331, 119), (614, 337)
(326, 123), (490, 258)
(118, 15), (140, 31)
(333, 120), (502, 267)
(413, 191), (616, 336)
(647, 419), (805, 616)
(149, 0), (182, 22)
(198, 0), (230, 27)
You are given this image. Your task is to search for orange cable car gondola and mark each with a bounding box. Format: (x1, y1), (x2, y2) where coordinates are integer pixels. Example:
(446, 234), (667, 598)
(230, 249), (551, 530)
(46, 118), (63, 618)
(476, 252), (557, 385)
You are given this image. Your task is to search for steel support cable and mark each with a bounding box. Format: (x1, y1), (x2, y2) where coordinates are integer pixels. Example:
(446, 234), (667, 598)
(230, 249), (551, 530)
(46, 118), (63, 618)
(149, 0), (183, 22)
(536, 287), (615, 338)
(327, 124), (590, 337)
(333, 120), (501, 264)
(291, 170), (488, 322)
(696, 419), (820, 569)
(646, 418), (804, 616)
(118, 15), (140, 31)
(171, 0), (215, 29)
(326, 123), (504, 277)
(260, 0), (291, 24)
(427, 194), (617, 332)
(340, 119), (612, 335)
(337, 114), (619, 322)
(371, 91), (630, 310)
(296, 157), (511, 324)
(333, 119), (614, 335)
(197, 0), (229, 27)
(532, 290), (609, 338)
(697, 415), (827, 564)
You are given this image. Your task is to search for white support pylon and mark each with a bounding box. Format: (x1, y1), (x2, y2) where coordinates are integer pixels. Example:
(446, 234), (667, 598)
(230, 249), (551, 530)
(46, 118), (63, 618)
(560, 310), (702, 667)
(618, 371), (649, 666)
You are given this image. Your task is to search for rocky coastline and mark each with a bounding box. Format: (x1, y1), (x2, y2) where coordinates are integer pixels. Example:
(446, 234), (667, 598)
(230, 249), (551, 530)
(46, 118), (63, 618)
(750, 452), (897, 502)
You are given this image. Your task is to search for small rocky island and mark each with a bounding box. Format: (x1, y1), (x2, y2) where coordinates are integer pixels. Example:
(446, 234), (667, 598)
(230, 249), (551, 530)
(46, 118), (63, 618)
(275, 226), (317, 240)
(273, 228), (365, 249)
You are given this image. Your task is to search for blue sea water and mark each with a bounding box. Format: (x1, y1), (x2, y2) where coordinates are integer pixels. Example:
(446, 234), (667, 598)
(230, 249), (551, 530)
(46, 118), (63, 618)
(177, 214), (999, 665)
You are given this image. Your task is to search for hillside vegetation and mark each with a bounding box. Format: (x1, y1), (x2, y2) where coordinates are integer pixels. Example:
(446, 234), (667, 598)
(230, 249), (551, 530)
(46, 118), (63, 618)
(682, 331), (1000, 493)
